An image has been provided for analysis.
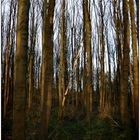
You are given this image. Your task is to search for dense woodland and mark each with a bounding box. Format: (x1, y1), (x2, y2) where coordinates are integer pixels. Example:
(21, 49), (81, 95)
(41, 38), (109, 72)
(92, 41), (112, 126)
(1, 0), (139, 139)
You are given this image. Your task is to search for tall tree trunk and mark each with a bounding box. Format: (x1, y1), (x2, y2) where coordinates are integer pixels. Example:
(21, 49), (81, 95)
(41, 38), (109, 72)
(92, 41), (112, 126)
(13, 0), (30, 139)
(76, 57), (79, 108)
(28, 4), (35, 109)
(105, 28), (112, 110)
(135, 0), (139, 44)
(129, 63), (135, 120)
(120, 0), (130, 124)
(3, 0), (13, 119)
(83, 4), (87, 114)
(1, 5), (5, 114)
(83, 0), (92, 121)
(58, 0), (65, 119)
(99, 0), (105, 114)
(113, 0), (123, 115)
(129, 0), (139, 127)
(4, 33), (10, 119)
(41, 0), (55, 139)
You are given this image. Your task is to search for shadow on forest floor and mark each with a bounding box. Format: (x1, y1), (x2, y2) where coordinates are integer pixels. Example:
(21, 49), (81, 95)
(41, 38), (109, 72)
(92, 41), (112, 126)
(47, 108), (137, 140)
(2, 108), (138, 140)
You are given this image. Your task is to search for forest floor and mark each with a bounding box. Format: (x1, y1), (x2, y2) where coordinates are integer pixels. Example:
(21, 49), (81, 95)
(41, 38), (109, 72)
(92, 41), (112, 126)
(47, 107), (137, 140)
(2, 106), (138, 140)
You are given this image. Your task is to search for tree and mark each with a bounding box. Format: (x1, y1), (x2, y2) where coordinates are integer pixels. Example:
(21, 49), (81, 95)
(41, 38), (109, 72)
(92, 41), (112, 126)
(3, 0), (13, 119)
(83, 0), (92, 121)
(129, 0), (139, 127)
(2, 0), (139, 139)
(105, 22), (112, 110)
(28, 0), (36, 109)
(13, 0), (30, 139)
(40, 0), (55, 139)
(113, 0), (122, 107)
(58, 0), (65, 119)
(135, 0), (139, 43)
(120, 0), (130, 124)
(99, 0), (105, 114)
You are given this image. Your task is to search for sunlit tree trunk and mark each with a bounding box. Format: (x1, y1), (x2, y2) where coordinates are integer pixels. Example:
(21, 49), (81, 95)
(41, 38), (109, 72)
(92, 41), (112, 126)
(83, 0), (92, 121)
(59, 0), (65, 119)
(13, 0), (30, 139)
(129, 63), (135, 120)
(135, 0), (139, 43)
(40, 0), (55, 139)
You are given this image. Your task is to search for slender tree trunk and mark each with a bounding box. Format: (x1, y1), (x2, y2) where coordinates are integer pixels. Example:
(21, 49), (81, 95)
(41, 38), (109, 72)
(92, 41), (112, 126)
(3, 0), (13, 118)
(129, 63), (135, 120)
(76, 57), (79, 108)
(58, 0), (65, 119)
(135, 0), (139, 44)
(106, 28), (112, 110)
(41, 0), (55, 139)
(40, 64), (43, 110)
(4, 33), (10, 119)
(99, 0), (105, 115)
(28, 5), (35, 109)
(83, 0), (86, 113)
(129, 0), (139, 127)
(120, 0), (130, 124)
(83, 0), (92, 121)
(113, 0), (122, 115)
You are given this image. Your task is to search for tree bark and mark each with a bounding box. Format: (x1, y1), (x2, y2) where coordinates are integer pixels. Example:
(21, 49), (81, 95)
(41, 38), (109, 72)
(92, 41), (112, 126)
(120, 0), (130, 124)
(3, 0), (13, 119)
(99, 0), (105, 114)
(28, 3), (35, 109)
(13, 0), (30, 139)
(58, 0), (65, 119)
(40, 0), (55, 139)
(83, 0), (92, 121)
(129, 0), (139, 127)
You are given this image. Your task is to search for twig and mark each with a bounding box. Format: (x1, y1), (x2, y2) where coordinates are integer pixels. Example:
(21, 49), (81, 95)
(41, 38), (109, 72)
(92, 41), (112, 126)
(48, 121), (61, 139)
(62, 45), (82, 107)
(106, 115), (121, 128)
